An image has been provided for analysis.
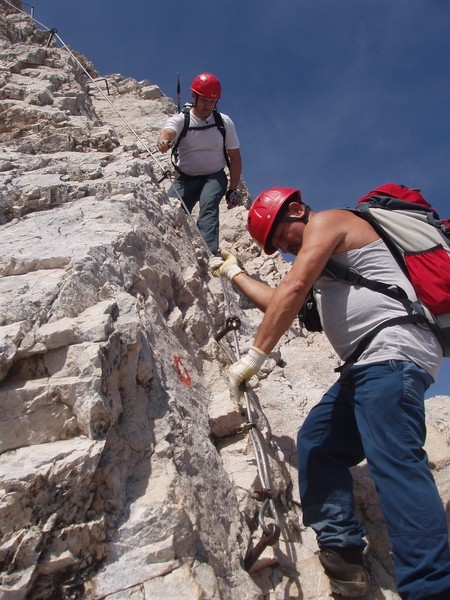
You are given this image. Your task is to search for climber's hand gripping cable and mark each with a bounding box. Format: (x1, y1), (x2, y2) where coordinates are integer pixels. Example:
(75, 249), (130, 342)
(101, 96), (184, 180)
(209, 248), (243, 281)
(228, 346), (267, 399)
(209, 250), (268, 397)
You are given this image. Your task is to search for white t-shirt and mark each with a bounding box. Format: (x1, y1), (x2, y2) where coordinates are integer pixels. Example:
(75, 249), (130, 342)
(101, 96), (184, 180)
(163, 110), (240, 176)
(315, 238), (442, 379)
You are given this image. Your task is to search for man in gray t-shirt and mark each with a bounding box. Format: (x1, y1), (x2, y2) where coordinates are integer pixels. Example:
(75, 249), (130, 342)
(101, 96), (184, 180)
(210, 186), (450, 600)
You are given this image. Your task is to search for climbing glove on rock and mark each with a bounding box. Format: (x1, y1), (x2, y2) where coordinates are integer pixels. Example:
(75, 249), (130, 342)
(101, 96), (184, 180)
(228, 346), (267, 399)
(209, 249), (243, 281)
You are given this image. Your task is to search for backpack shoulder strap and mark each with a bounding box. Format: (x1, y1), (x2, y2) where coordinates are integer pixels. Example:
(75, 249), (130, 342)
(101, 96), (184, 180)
(324, 257), (428, 375)
(170, 109), (231, 172)
(335, 314), (424, 378)
(171, 112), (190, 173)
(212, 109), (225, 132)
(347, 206), (411, 278)
(324, 259), (410, 303)
(213, 109), (230, 169)
(324, 258), (427, 316)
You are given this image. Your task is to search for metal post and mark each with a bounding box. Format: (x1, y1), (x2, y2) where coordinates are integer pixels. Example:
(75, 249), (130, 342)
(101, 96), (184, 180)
(46, 28), (57, 48)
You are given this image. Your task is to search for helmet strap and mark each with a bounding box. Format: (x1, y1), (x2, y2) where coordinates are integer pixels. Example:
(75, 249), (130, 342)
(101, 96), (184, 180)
(301, 205), (311, 224)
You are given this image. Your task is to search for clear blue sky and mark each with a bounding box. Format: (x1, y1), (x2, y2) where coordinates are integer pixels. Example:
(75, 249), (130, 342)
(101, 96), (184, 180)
(27, 0), (450, 397)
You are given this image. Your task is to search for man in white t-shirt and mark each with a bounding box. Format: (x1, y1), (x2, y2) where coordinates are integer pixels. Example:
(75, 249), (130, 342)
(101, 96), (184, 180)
(210, 186), (450, 600)
(157, 72), (242, 255)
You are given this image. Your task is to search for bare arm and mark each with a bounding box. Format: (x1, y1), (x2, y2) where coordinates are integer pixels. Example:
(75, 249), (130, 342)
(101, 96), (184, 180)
(253, 212), (347, 353)
(211, 250), (274, 310)
(232, 271), (275, 312)
(226, 148), (242, 190)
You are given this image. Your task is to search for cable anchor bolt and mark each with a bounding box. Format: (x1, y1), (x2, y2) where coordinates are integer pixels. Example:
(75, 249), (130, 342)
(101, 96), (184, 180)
(251, 488), (273, 501)
(243, 523), (281, 572)
(234, 422), (255, 436)
(215, 315), (241, 341)
(158, 169), (172, 184)
(46, 28), (57, 47)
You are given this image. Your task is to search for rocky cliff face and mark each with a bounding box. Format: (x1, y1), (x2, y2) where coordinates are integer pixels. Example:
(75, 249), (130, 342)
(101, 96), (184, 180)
(1, 5), (449, 599)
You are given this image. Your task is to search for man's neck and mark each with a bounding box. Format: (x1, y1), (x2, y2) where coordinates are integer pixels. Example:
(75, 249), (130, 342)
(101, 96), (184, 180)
(192, 107), (214, 121)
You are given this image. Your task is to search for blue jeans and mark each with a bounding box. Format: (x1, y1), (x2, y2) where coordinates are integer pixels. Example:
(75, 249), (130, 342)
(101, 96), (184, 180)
(169, 170), (227, 254)
(298, 360), (450, 600)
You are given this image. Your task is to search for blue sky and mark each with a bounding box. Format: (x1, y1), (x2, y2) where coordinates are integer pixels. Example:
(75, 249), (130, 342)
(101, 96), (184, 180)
(29, 0), (450, 397)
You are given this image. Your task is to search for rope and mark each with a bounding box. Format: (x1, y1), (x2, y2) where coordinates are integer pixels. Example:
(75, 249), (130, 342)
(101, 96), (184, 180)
(5, 0), (282, 537)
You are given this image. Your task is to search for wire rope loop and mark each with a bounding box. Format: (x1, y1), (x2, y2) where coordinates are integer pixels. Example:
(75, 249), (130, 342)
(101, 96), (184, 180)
(258, 499), (280, 536)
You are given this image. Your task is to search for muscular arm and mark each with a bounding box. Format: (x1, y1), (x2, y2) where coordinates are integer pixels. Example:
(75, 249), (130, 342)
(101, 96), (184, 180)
(232, 271), (275, 312)
(226, 148), (242, 190)
(253, 212), (347, 354)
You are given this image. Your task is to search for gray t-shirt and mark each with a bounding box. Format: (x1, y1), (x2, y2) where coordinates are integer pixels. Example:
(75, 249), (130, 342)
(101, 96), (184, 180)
(315, 238), (442, 379)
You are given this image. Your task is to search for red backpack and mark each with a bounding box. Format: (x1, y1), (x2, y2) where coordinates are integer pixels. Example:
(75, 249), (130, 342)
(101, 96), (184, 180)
(325, 183), (450, 366)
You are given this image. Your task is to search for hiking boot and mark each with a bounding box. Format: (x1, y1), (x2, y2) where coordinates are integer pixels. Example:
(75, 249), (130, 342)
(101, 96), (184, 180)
(318, 547), (369, 597)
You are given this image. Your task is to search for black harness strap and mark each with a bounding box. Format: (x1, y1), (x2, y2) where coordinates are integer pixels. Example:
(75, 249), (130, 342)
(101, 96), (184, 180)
(324, 260), (428, 318)
(335, 315), (424, 378)
(323, 260), (428, 376)
(171, 109), (230, 175)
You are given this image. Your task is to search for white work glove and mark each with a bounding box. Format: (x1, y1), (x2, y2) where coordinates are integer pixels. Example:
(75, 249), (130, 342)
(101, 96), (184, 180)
(228, 346), (268, 399)
(209, 249), (243, 281)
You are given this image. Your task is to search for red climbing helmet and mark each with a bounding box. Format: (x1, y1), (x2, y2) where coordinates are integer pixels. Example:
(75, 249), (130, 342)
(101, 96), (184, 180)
(191, 73), (221, 99)
(247, 187), (302, 255)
